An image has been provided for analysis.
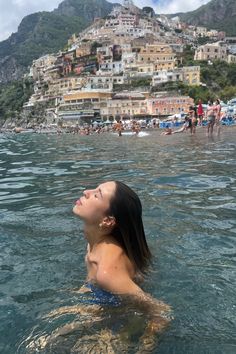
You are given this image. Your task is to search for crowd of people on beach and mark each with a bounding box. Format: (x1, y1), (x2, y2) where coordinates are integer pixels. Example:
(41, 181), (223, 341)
(55, 119), (142, 136)
(64, 98), (234, 137)
(3, 97), (235, 137)
(161, 98), (228, 137)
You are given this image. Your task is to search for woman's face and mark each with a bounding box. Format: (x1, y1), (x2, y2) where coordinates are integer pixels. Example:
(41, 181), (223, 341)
(73, 181), (116, 224)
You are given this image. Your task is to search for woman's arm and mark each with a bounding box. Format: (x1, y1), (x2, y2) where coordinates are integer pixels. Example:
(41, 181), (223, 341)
(132, 292), (172, 353)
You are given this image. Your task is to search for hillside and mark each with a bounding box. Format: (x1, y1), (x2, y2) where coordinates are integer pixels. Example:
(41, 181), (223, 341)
(176, 0), (236, 35)
(54, 0), (115, 20)
(0, 0), (116, 83)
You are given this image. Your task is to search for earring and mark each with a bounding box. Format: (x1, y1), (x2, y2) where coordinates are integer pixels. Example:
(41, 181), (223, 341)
(99, 223), (102, 228)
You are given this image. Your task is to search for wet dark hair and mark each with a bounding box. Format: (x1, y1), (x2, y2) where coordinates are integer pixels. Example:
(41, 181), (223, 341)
(107, 181), (152, 275)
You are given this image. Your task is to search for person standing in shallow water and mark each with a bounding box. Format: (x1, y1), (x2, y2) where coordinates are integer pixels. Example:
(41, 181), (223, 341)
(215, 98), (222, 136)
(115, 120), (123, 136)
(197, 99), (204, 126)
(206, 99), (216, 136)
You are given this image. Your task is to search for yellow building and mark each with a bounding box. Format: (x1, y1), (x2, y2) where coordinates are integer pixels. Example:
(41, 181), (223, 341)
(63, 91), (112, 103)
(137, 62), (155, 74)
(138, 44), (176, 71)
(46, 77), (86, 96)
(76, 43), (91, 58)
(101, 92), (148, 119)
(59, 91), (112, 123)
(182, 66), (200, 86)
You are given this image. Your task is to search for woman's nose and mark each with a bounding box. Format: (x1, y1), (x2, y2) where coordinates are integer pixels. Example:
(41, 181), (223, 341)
(83, 190), (89, 198)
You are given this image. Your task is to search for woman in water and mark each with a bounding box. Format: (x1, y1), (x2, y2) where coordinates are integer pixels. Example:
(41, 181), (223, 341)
(25, 181), (171, 353)
(72, 181), (171, 347)
(73, 181), (169, 303)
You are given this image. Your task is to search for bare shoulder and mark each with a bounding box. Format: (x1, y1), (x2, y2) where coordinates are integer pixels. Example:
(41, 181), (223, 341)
(93, 242), (139, 294)
(97, 240), (127, 265)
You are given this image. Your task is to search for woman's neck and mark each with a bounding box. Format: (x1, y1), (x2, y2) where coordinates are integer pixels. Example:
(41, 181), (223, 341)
(84, 223), (111, 250)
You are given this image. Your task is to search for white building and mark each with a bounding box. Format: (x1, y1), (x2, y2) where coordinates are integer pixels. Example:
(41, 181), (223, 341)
(152, 70), (181, 86)
(30, 54), (57, 80)
(228, 54), (236, 64)
(83, 75), (125, 91)
(98, 61), (123, 75)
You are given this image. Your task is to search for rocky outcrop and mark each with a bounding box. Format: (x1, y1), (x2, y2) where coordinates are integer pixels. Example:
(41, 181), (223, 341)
(0, 57), (26, 84)
(54, 0), (116, 22)
(176, 0), (236, 35)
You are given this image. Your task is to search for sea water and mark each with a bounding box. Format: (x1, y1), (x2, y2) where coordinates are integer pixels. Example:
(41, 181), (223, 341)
(0, 128), (236, 353)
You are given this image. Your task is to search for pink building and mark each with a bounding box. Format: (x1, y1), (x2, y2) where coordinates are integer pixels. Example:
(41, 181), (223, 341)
(147, 96), (194, 116)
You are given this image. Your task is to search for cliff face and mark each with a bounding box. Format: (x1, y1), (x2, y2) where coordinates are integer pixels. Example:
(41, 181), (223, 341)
(0, 57), (26, 83)
(0, 0), (116, 83)
(177, 0), (236, 35)
(54, 0), (115, 21)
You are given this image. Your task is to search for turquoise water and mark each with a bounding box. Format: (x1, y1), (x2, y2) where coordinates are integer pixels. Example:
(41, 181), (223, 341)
(0, 128), (236, 353)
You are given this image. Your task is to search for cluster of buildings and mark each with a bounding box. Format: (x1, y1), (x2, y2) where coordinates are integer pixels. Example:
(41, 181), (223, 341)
(22, 0), (236, 126)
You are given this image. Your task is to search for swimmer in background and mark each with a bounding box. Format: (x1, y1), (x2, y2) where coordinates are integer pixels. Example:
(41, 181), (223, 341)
(161, 127), (172, 135)
(172, 117), (190, 134)
(115, 120), (123, 136)
(188, 105), (197, 135)
(132, 120), (141, 136)
(162, 117), (190, 135)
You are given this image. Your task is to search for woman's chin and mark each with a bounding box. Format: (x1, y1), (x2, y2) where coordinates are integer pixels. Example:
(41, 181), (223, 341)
(73, 205), (80, 216)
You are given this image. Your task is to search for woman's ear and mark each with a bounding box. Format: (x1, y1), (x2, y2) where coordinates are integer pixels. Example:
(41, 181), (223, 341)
(100, 216), (116, 228)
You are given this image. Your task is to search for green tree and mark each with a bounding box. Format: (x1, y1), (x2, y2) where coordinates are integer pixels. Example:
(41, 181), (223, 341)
(220, 86), (236, 102)
(0, 79), (34, 123)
